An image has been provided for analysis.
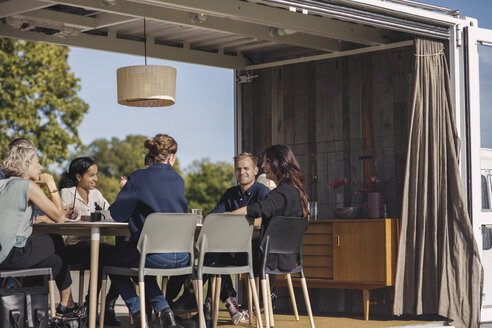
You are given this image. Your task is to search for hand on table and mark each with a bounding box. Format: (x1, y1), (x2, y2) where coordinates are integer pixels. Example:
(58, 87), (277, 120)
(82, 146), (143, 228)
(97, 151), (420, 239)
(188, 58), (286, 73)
(64, 205), (78, 220)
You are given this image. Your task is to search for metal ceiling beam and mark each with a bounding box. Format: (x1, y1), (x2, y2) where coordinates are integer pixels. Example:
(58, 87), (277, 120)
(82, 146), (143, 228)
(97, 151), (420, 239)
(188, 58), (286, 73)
(138, 0), (400, 45)
(19, 9), (98, 29)
(0, 24), (248, 69)
(244, 39), (414, 70)
(0, 0), (51, 17)
(93, 13), (140, 31)
(46, 0), (344, 51)
(18, 9), (143, 32)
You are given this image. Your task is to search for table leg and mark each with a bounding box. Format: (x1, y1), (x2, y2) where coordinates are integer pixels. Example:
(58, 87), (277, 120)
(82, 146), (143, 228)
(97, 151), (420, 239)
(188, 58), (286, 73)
(363, 289), (370, 321)
(89, 227), (100, 328)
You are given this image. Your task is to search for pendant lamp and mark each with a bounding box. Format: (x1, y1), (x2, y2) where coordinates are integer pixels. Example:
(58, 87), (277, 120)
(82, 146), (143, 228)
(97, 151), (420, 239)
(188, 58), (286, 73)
(117, 18), (176, 107)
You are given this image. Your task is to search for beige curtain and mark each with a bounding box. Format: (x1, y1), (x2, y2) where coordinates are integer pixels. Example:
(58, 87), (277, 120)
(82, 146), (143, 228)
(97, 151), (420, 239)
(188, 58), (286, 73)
(393, 37), (483, 328)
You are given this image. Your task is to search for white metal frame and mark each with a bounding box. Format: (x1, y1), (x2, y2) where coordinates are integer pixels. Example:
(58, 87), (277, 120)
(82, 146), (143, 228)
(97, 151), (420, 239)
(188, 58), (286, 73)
(465, 23), (492, 322)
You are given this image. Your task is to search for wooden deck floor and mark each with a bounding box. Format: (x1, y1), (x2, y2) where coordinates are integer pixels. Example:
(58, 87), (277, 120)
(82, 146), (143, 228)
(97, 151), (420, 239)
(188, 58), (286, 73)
(111, 306), (445, 328)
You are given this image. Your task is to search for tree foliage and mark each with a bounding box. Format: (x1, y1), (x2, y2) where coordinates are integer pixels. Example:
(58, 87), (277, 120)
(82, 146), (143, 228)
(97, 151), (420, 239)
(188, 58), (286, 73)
(185, 158), (234, 215)
(0, 38), (88, 164)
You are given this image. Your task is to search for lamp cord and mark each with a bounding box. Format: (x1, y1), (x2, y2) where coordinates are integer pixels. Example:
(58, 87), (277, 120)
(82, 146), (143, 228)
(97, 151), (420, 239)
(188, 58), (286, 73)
(144, 17), (147, 65)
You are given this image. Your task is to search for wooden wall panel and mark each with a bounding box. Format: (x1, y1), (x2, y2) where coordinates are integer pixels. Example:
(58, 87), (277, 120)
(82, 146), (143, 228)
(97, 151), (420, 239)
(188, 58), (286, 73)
(240, 46), (414, 221)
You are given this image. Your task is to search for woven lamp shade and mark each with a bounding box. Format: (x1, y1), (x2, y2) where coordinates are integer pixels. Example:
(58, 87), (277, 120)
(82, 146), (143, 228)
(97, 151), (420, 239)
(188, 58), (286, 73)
(117, 65), (176, 107)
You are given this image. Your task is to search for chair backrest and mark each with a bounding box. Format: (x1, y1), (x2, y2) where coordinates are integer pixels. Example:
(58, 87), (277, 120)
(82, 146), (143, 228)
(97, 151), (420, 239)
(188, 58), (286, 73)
(196, 213), (254, 255)
(137, 213), (198, 258)
(260, 216), (307, 256)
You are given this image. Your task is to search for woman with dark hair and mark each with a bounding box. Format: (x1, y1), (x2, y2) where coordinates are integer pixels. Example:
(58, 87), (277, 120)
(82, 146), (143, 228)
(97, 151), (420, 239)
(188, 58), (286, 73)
(59, 157), (109, 220)
(58, 157), (121, 325)
(108, 134), (188, 328)
(231, 144), (309, 286)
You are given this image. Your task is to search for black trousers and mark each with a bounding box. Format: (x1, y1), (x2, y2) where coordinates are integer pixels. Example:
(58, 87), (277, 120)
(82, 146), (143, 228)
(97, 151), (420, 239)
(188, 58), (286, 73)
(63, 242), (120, 303)
(0, 234), (72, 290)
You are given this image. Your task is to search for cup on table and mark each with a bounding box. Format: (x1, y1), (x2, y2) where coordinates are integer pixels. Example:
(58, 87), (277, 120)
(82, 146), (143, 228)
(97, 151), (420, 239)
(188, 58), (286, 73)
(80, 215), (91, 222)
(90, 211), (105, 222)
(308, 201), (318, 220)
(192, 209), (203, 225)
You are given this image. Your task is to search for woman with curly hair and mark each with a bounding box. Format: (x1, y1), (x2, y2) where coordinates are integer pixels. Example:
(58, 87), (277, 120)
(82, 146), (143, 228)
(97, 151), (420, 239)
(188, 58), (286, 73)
(0, 143), (76, 313)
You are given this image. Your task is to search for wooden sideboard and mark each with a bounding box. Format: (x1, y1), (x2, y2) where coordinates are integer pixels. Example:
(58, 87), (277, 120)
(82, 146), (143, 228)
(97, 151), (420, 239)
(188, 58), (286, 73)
(277, 218), (399, 320)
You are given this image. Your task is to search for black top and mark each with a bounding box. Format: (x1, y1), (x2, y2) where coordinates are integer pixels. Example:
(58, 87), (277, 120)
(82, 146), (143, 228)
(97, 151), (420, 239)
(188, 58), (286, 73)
(110, 163), (188, 242)
(210, 181), (270, 213)
(247, 182), (303, 222)
(246, 181), (304, 272)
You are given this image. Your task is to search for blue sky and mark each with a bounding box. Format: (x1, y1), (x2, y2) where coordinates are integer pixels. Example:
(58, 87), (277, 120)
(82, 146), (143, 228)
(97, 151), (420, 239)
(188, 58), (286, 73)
(67, 0), (492, 168)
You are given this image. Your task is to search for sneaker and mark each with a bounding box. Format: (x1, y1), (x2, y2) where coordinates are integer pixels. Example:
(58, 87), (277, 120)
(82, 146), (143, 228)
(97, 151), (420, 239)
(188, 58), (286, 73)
(225, 297), (247, 325)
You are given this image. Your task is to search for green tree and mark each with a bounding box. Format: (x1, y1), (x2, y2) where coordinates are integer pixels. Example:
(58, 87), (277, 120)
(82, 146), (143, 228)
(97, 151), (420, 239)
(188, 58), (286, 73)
(185, 158), (234, 215)
(0, 38), (88, 164)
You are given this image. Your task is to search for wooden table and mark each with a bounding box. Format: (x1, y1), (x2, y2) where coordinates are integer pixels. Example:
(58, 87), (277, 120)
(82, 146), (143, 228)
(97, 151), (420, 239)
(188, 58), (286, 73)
(33, 221), (130, 328)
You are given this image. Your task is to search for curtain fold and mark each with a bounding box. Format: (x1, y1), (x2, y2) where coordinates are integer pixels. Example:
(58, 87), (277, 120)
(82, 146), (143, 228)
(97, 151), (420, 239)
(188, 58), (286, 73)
(393, 37), (483, 328)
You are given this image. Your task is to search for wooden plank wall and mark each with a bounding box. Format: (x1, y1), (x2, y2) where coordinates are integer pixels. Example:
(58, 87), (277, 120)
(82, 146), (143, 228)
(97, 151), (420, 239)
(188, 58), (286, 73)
(240, 47), (414, 221)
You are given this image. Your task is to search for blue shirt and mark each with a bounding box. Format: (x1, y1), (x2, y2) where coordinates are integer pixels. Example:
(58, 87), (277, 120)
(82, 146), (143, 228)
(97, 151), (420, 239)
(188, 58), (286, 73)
(110, 163), (188, 243)
(211, 181), (270, 213)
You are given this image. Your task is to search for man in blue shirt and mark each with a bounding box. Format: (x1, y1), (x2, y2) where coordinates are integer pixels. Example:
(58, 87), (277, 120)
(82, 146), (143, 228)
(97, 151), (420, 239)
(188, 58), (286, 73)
(174, 153), (269, 326)
(210, 152), (270, 324)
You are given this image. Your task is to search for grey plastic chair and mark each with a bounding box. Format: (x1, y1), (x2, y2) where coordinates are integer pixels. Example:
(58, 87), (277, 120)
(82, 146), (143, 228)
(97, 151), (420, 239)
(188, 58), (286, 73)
(195, 213), (263, 328)
(0, 267), (56, 317)
(259, 216), (314, 328)
(99, 213), (199, 328)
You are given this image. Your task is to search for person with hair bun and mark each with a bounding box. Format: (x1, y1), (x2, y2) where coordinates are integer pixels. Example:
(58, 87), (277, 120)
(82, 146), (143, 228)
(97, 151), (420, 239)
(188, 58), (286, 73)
(0, 143), (76, 314)
(108, 134), (188, 328)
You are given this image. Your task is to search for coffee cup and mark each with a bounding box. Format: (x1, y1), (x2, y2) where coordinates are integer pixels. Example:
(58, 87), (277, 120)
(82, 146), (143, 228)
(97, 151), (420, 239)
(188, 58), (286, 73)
(90, 211), (105, 222)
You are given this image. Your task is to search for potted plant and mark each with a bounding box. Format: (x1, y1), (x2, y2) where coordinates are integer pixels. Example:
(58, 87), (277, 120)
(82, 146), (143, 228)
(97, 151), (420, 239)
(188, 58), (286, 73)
(328, 170), (402, 218)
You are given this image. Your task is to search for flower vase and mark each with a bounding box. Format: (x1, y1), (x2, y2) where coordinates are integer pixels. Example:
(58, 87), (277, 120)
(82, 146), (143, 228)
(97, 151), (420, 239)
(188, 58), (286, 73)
(368, 192), (383, 218)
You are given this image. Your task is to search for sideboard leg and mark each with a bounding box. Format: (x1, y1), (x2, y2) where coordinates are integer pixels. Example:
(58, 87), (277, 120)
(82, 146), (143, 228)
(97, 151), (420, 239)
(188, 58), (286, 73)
(363, 289), (370, 320)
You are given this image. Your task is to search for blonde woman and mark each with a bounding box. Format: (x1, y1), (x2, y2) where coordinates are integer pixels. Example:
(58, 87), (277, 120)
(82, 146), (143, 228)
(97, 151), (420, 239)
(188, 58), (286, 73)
(0, 144), (76, 314)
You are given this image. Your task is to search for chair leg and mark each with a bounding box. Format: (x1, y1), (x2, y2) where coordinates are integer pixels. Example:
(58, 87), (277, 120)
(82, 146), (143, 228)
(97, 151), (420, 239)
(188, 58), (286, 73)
(197, 279), (206, 328)
(246, 276), (253, 324)
(261, 278), (270, 328)
(300, 277), (315, 328)
(212, 276), (221, 328)
(266, 275), (274, 326)
(100, 276), (108, 328)
(161, 276), (168, 297)
(210, 276), (216, 306)
(286, 274), (299, 321)
(139, 281), (147, 328)
(78, 269), (85, 307)
(249, 277), (263, 328)
(48, 280), (56, 318)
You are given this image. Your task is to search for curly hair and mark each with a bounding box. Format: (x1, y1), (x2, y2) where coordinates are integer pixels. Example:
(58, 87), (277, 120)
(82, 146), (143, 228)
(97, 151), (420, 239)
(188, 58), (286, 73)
(263, 145), (309, 218)
(58, 157), (96, 189)
(144, 134), (177, 163)
(2, 145), (38, 178)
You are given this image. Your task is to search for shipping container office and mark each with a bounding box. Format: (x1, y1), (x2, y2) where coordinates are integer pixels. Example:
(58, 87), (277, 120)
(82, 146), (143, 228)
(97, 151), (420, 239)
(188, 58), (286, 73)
(0, 0), (491, 324)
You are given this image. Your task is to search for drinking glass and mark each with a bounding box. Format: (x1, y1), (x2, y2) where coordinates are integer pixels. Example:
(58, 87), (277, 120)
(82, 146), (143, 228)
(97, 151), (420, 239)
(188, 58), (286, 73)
(308, 201), (318, 220)
(192, 209), (203, 225)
